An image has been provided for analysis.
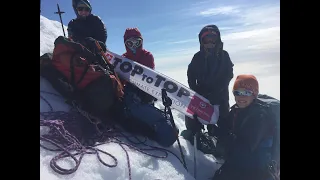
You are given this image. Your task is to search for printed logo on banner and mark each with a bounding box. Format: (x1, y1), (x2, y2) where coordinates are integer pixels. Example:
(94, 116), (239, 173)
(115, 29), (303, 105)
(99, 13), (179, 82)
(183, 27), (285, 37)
(186, 96), (214, 122)
(105, 52), (114, 61)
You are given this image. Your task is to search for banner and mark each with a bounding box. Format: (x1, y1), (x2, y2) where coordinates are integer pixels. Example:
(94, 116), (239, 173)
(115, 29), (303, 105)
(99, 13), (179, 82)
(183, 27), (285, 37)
(105, 50), (219, 125)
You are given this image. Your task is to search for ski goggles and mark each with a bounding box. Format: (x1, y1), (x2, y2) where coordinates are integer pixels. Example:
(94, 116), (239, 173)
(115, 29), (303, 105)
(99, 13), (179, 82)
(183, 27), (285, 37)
(201, 31), (218, 44)
(77, 6), (90, 12)
(233, 89), (254, 96)
(125, 37), (142, 49)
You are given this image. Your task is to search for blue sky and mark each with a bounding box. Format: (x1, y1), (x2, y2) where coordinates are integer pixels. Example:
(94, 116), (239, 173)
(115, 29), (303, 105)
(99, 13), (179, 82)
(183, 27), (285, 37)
(41, 0), (280, 99)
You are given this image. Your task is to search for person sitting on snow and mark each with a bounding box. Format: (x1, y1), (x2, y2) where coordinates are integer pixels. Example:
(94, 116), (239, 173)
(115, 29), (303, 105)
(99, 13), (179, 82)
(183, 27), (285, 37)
(181, 24), (234, 153)
(122, 27), (156, 105)
(212, 74), (280, 180)
(68, 0), (107, 46)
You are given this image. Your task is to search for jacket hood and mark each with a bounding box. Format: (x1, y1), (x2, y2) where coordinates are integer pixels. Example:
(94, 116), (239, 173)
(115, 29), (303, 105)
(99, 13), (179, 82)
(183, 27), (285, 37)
(198, 24), (223, 55)
(72, 0), (92, 18)
(124, 28), (143, 42)
(124, 28), (144, 55)
(198, 24), (221, 44)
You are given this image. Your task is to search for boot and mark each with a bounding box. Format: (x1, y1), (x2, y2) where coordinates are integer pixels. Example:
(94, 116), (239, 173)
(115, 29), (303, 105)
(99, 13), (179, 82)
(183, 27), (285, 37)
(181, 130), (216, 154)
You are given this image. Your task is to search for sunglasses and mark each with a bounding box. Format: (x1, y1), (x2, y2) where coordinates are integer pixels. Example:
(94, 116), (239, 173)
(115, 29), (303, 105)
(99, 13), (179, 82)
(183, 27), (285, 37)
(125, 37), (142, 49)
(201, 30), (218, 42)
(233, 89), (254, 96)
(77, 7), (90, 12)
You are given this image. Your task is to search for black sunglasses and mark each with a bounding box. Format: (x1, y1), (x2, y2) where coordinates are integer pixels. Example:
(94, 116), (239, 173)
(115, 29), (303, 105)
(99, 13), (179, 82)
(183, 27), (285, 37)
(77, 7), (90, 12)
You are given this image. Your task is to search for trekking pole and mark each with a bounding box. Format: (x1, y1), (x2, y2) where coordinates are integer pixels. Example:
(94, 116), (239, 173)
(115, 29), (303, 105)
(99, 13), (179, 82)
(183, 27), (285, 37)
(161, 88), (188, 171)
(192, 114), (200, 179)
(54, 3), (66, 37)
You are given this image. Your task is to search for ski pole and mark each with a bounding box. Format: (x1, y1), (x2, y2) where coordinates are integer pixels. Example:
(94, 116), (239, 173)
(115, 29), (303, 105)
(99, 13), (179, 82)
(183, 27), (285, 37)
(161, 88), (188, 171)
(193, 133), (198, 179)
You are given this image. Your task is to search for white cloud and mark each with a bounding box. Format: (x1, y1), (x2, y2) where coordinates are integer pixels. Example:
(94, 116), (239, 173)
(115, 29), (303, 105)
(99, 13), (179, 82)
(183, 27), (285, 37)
(223, 26), (279, 41)
(156, 3), (280, 100)
(199, 6), (239, 16)
(167, 39), (198, 44)
(238, 4), (280, 27)
(154, 25), (280, 68)
(222, 26), (280, 58)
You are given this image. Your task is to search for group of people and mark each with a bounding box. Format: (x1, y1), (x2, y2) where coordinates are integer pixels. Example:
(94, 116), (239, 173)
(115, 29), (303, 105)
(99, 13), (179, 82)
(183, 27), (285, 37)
(64, 1), (280, 180)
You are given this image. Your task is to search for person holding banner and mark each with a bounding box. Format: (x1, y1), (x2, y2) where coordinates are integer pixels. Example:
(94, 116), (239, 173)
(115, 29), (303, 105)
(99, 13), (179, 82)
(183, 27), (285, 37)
(122, 27), (156, 104)
(181, 24), (234, 154)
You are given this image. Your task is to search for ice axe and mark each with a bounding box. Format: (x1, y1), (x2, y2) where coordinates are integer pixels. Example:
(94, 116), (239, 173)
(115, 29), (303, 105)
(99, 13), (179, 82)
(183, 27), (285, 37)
(54, 3), (66, 37)
(161, 88), (188, 172)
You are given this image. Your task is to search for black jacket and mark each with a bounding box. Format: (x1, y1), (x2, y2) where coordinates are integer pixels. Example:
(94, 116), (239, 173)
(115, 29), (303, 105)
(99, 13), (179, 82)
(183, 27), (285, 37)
(68, 14), (107, 44)
(187, 25), (233, 105)
(216, 100), (276, 170)
(187, 50), (233, 104)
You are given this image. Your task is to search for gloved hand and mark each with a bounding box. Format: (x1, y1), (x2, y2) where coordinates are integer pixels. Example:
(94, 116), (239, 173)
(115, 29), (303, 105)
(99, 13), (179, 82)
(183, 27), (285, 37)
(183, 114), (204, 140)
(207, 124), (219, 137)
(82, 37), (107, 53)
(192, 114), (204, 133)
(206, 91), (220, 105)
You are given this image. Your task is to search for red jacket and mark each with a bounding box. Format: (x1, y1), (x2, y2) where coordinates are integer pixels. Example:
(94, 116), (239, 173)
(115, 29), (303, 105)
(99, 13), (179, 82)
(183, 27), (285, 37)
(122, 28), (155, 70)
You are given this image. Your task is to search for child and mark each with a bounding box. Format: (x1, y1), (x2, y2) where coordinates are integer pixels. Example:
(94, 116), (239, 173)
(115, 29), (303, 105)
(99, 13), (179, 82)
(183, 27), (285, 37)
(212, 74), (279, 180)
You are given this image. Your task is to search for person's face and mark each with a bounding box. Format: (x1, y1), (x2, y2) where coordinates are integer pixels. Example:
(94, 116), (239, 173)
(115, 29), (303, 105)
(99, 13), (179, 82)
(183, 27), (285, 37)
(77, 6), (90, 17)
(233, 88), (255, 108)
(201, 31), (218, 49)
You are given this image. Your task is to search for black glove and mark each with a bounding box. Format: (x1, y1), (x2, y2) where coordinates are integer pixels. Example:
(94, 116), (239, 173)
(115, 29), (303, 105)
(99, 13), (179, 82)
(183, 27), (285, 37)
(192, 114), (204, 133)
(184, 115), (203, 135)
(207, 124), (219, 137)
(82, 37), (107, 53)
(206, 91), (219, 105)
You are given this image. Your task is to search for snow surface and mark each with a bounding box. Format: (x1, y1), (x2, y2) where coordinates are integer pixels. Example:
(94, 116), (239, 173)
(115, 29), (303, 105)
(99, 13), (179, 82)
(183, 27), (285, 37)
(40, 15), (221, 180)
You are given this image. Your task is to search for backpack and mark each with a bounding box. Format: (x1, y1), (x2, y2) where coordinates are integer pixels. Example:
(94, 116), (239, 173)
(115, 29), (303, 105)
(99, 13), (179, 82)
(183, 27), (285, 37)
(256, 94), (280, 179)
(40, 36), (124, 121)
(117, 85), (178, 147)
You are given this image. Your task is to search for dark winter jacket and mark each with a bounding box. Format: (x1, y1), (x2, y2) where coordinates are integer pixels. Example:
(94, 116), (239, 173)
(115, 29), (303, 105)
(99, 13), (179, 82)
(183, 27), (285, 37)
(187, 25), (234, 105)
(122, 28), (155, 69)
(215, 99), (276, 178)
(68, 0), (107, 44)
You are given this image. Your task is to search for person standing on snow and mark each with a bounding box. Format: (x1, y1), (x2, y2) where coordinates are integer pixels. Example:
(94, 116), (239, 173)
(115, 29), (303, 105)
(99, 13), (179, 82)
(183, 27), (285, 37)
(181, 24), (234, 153)
(212, 74), (279, 180)
(68, 0), (107, 45)
(122, 27), (156, 104)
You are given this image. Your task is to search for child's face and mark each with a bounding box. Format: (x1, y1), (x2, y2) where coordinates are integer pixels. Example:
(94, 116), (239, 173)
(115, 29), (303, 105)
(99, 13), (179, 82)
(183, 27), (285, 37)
(233, 88), (255, 108)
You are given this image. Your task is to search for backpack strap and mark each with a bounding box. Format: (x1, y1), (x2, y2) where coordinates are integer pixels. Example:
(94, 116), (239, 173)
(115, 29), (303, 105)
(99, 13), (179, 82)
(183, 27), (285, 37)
(69, 52), (90, 90)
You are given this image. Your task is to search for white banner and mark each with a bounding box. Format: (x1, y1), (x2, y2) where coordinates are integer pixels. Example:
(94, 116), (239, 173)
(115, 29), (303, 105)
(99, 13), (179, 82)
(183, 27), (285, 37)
(105, 50), (219, 125)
